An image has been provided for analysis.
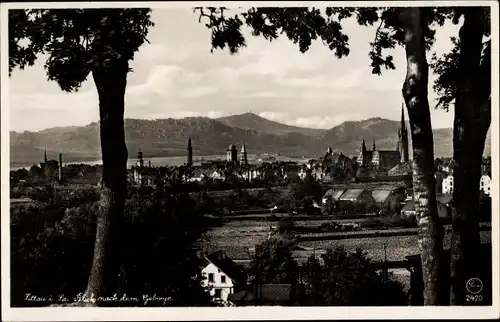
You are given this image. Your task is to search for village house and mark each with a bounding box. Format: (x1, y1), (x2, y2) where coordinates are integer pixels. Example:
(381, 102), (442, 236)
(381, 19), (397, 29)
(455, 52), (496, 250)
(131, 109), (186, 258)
(441, 173), (491, 196)
(370, 186), (406, 210)
(187, 168), (211, 182)
(442, 174), (454, 194)
(337, 188), (376, 211)
(401, 199), (451, 219)
(210, 169), (226, 181)
(322, 188), (346, 205)
(480, 174), (492, 196)
(201, 250), (246, 303)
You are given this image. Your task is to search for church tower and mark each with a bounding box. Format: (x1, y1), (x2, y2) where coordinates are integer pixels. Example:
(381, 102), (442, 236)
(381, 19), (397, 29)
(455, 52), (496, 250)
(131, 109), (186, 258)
(187, 135), (193, 166)
(240, 142), (248, 165)
(138, 147), (144, 168)
(398, 104), (409, 163)
(358, 139), (367, 166)
(372, 138), (376, 151)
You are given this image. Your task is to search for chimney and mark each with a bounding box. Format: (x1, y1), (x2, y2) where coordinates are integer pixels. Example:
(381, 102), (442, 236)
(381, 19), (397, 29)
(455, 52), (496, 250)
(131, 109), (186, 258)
(58, 153), (63, 181)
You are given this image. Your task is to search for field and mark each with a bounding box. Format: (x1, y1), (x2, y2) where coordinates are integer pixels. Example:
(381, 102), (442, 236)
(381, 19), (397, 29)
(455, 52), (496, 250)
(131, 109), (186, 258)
(201, 219), (492, 263)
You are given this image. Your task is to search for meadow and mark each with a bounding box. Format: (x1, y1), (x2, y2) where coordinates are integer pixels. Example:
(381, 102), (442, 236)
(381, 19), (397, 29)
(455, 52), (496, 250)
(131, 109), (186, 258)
(201, 219), (493, 263)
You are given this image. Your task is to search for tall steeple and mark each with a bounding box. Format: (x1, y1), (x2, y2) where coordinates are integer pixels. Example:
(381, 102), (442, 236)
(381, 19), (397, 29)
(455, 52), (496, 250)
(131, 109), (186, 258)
(138, 146), (144, 168)
(240, 141), (248, 165)
(187, 135), (193, 166)
(372, 138), (376, 151)
(44, 148), (48, 164)
(399, 103), (409, 163)
(361, 139), (367, 153)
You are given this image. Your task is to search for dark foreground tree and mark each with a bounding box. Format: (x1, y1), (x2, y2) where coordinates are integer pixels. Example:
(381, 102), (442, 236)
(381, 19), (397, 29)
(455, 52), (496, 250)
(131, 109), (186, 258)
(300, 247), (408, 305)
(430, 7), (491, 305)
(195, 6), (444, 305)
(9, 9), (154, 302)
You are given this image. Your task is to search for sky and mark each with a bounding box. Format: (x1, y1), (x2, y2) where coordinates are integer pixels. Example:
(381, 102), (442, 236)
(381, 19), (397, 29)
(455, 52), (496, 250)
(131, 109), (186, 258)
(9, 7), (461, 132)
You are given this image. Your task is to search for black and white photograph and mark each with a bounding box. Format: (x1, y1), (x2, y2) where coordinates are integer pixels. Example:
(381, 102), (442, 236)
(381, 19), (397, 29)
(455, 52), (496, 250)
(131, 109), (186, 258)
(1, 1), (499, 320)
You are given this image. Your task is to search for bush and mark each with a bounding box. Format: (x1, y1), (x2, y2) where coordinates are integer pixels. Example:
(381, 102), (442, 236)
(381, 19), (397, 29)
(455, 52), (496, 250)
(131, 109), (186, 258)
(10, 186), (214, 307)
(298, 246), (408, 306)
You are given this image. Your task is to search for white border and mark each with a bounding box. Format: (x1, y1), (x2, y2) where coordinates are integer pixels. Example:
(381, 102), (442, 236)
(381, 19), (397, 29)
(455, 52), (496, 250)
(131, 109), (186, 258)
(1, 1), (499, 321)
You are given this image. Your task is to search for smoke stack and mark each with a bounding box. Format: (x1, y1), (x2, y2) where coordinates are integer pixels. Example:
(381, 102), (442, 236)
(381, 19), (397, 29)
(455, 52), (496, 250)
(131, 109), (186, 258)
(58, 153), (63, 181)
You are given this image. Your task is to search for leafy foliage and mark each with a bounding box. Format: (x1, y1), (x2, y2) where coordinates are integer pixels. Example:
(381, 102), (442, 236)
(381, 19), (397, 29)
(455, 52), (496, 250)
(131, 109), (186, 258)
(195, 6), (491, 108)
(9, 8), (154, 91)
(299, 246), (408, 305)
(248, 238), (299, 284)
(10, 186), (214, 307)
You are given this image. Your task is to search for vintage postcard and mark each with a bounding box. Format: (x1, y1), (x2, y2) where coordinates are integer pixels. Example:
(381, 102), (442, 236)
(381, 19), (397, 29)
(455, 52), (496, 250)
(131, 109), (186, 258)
(1, 1), (499, 320)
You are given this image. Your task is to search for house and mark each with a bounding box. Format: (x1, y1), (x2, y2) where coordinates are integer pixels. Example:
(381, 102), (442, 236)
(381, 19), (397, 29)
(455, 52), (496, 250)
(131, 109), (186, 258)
(210, 170), (226, 181)
(400, 199), (450, 219)
(388, 162), (412, 176)
(228, 284), (294, 306)
(240, 169), (261, 182)
(188, 168), (211, 182)
(322, 173), (335, 184)
(480, 174), (492, 196)
(442, 175), (454, 194)
(338, 188), (374, 205)
(371, 186), (406, 205)
(322, 188), (346, 205)
(130, 166), (158, 186)
(201, 251), (246, 303)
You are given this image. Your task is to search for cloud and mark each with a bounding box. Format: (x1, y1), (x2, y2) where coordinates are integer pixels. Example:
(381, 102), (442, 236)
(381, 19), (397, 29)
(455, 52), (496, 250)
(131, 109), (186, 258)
(9, 8), (460, 132)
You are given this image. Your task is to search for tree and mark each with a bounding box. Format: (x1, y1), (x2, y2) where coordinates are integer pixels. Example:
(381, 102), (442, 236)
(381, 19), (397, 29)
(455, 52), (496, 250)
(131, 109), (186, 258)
(248, 238), (298, 285)
(195, 6), (446, 305)
(430, 7), (491, 305)
(9, 9), (154, 302)
(299, 247), (408, 305)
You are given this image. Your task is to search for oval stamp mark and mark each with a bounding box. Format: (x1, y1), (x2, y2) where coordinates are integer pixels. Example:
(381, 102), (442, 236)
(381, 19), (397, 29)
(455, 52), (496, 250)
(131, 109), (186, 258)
(466, 278), (483, 294)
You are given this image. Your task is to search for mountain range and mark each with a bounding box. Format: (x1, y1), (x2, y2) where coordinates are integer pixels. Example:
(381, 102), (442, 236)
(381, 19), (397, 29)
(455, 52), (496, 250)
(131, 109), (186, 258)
(9, 113), (491, 167)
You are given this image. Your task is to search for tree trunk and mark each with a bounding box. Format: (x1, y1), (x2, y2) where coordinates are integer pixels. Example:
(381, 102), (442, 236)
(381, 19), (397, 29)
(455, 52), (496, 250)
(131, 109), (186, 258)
(84, 60), (129, 303)
(450, 8), (490, 305)
(400, 7), (444, 305)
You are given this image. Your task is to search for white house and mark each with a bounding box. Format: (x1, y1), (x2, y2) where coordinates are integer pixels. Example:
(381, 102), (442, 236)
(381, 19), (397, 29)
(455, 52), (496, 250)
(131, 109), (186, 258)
(201, 251), (245, 303)
(442, 175), (454, 194)
(210, 170), (226, 181)
(442, 174), (491, 196)
(480, 174), (492, 196)
(240, 169), (261, 182)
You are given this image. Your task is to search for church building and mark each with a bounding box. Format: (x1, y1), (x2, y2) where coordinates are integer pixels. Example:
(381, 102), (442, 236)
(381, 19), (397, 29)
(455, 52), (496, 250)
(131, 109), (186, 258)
(357, 105), (410, 171)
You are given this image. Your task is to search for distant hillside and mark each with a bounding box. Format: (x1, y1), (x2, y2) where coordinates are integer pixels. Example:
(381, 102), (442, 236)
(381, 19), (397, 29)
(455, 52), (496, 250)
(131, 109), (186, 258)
(9, 115), (491, 167)
(318, 117), (491, 158)
(216, 112), (326, 137)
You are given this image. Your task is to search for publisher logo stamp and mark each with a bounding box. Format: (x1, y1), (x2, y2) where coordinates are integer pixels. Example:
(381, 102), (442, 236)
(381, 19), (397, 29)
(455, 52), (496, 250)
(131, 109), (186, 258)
(466, 278), (483, 294)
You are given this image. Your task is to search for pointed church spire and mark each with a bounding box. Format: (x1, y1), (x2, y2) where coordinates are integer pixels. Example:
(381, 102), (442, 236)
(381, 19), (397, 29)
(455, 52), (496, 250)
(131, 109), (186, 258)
(187, 134), (193, 166)
(361, 139), (366, 152)
(240, 141), (248, 165)
(44, 148), (48, 163)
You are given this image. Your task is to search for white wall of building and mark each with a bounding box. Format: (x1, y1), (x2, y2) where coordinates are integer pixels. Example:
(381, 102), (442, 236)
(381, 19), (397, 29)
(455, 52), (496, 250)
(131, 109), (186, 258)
(201, 262), (235, 302)
(442, 174), (492, 196)
(480, 175), (492, 196)
(442, 175), (454, 194)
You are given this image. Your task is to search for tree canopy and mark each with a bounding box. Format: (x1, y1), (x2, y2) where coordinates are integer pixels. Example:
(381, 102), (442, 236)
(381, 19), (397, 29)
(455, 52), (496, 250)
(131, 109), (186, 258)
(195, 6), (490, 109)
(9, 9), (154, 91)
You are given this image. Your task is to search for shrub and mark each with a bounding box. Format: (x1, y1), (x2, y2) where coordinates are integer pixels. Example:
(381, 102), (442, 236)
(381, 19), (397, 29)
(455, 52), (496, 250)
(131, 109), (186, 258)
(10, 187), (214, 307)
(298, 246), (408, 306)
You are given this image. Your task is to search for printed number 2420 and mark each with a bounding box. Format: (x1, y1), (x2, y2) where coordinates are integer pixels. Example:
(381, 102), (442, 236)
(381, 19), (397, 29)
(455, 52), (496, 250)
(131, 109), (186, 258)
(466, 294), (483, 302)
